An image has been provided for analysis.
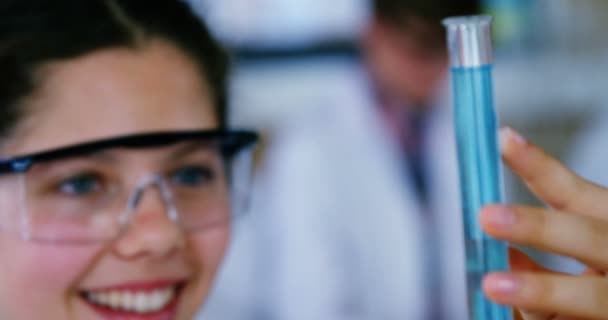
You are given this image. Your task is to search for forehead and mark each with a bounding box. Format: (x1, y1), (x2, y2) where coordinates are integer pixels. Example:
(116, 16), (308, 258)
(7, 40), (218, 157)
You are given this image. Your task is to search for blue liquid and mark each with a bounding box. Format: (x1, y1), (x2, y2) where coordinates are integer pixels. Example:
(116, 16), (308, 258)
(451, 65), (512, 320)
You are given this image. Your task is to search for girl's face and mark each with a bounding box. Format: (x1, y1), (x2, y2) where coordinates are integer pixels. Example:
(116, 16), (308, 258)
(0, 40), (228, 320)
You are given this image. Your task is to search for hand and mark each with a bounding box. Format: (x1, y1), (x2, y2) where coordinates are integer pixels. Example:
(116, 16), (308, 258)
(480, 128), (608, 320)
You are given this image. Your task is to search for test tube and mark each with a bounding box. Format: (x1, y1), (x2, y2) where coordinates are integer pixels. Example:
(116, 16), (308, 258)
(443, 16), (511, 320)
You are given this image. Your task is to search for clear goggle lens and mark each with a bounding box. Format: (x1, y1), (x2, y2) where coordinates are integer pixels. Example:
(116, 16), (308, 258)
(0, 131), (257, 244)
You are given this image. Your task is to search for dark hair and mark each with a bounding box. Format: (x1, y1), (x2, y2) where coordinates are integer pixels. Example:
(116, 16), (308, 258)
(373, 0), (482, 52)
(0, 0), (229, 140)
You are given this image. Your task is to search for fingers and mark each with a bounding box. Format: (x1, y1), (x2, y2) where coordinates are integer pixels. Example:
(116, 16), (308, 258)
(510, 249), (557, 320)
(493, 129), (608, 319)
(481, 205), (608, 269)
(484, 272), (608, 320)
(518, 309), (555, 320)
(500, 128), (608, 219)
(518, 310), (556, 320)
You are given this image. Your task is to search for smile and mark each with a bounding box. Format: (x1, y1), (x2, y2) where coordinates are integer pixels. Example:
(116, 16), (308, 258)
(80, 280), (186, 319)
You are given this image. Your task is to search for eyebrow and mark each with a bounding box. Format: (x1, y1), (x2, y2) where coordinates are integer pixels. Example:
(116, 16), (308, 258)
(137, 145), (221, 178)
(28, 150), (120, 173)
(162, 141), (219, 163)
(84, 149), (121, 163)
(93, 141), (218, 166)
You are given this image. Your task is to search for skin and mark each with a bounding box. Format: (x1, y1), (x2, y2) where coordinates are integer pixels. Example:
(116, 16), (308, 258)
(361, 17), (448, 108)
(482, 128), (608, 320)
(0, 39), (228, 319)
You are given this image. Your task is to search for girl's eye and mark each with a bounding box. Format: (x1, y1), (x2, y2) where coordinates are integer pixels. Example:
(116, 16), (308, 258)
(171, 166), (214, 187)
(57, 174), (103, 196)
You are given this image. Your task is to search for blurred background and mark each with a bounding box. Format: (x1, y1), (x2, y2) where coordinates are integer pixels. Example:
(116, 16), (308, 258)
(195, 0), (608, 183)
(186, 0), (608, 319)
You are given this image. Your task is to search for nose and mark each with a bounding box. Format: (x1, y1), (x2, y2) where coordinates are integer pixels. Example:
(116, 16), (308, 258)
(112, 180), (185, 259)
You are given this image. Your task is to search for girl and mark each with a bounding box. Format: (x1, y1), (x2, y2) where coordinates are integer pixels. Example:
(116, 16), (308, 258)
(0, 0), (257, 319)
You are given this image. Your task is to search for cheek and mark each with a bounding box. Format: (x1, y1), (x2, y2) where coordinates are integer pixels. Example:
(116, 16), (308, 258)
(179, 226), (229, 317)
(0, 238), (98, 313)
(18, 246), (95, 282)
(191, 225), (230, 271)
(191, 203), (231, 270)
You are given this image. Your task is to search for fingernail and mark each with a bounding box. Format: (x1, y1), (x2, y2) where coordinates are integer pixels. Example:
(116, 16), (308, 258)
(500, 127), (526, 149)
(486, 206), (516, 227)
(485, 273), (521, 295)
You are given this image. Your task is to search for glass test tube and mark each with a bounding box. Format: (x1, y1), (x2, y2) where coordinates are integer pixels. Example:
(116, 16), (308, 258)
(443, 15), (512, 320)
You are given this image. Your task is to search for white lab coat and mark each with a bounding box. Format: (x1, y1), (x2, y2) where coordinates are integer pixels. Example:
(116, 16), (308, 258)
(567, 108), (608, 187)
(199, 58), (467, 320)
(424, 90), (468, 319)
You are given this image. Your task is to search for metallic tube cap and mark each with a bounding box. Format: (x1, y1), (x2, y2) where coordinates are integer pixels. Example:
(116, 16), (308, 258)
(443, 15), (493, 68)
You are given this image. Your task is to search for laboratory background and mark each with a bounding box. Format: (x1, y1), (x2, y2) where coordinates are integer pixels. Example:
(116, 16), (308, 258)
(182, 0), (608, 319)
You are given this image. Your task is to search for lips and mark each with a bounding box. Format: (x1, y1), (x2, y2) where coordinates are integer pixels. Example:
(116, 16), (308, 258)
(80, 280), (186, 320)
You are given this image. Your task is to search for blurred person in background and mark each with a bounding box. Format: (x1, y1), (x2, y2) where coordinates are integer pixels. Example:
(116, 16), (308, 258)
(361, 0), (481, 317)
(203, 1), (479, 319)
(196, 0), (608, 319)
(201, 0), (481, 319)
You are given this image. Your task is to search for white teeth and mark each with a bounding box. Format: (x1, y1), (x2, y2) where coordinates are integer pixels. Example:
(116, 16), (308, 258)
(135, 292), (147, 313)
(99, 293), (111, 305)
(85, 287), (176, 314)
(123, 292), (134, 311)
(109, 291), (121, 309)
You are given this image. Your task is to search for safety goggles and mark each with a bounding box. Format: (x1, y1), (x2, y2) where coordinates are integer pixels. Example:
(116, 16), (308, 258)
(0, 130), (258, 245)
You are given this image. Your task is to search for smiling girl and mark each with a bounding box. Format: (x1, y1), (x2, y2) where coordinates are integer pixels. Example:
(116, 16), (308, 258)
(0, 1), (257, 319)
